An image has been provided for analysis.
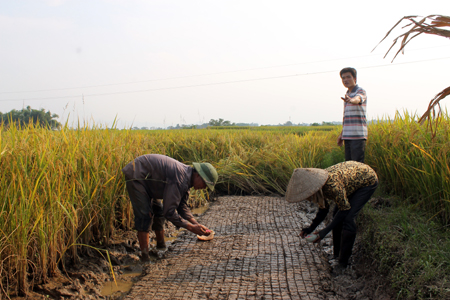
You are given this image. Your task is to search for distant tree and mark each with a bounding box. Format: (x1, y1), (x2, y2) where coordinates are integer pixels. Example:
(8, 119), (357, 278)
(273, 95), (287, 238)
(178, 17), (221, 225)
(208, 118), (235, 126)
(311, 123), (320, 126)
(181, 124), (197, 129)
(209, 118), (224, 126)
(0, 106), (61, 129)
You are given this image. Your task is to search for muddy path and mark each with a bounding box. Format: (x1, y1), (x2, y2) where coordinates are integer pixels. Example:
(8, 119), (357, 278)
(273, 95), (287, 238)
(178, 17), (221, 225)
(20, 196), (393, 299)
(124, 196), (335, 300)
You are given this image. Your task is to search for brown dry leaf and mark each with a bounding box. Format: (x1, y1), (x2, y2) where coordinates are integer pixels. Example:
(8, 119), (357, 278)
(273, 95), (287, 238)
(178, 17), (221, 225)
(373, 14), (450, 137)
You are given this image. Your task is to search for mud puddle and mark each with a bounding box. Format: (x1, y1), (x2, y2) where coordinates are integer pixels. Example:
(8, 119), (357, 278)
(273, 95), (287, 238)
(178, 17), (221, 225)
(100, 204), (210, 298)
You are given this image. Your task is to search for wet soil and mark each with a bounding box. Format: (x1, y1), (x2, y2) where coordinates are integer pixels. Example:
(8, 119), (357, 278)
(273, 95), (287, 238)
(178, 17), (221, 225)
(15, 197), (393, 300)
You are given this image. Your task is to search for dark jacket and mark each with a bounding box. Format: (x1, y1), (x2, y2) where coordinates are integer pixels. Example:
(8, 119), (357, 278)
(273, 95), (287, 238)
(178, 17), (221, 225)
(122, 154), (195, 228)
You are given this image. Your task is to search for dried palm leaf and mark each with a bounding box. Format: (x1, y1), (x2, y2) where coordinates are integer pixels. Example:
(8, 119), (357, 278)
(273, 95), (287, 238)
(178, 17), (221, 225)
(374, 15), (450, 137)
(418, 86), (450, 138)
(373, 15), (450, 62)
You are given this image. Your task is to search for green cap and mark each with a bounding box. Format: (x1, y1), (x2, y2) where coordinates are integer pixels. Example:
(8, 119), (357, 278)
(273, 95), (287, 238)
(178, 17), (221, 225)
(192, 162), (218, 191)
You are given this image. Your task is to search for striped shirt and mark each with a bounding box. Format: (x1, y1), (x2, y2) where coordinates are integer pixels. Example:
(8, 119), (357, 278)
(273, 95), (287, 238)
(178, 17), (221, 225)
(342, 85), (367, 140)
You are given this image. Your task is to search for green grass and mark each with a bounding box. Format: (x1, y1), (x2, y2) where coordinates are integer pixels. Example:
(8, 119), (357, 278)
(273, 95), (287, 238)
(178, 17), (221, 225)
(359, 195), (450, 299)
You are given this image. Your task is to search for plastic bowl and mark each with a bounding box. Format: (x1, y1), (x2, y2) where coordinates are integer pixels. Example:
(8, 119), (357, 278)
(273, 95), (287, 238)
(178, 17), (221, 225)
(305, 233), (318, 243)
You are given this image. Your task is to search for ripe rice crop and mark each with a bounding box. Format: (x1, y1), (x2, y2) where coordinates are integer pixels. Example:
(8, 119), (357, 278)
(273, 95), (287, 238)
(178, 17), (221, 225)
(0, 123), (336, 296)
(1, 112), (448, 296)
(366, 111), (450, 224)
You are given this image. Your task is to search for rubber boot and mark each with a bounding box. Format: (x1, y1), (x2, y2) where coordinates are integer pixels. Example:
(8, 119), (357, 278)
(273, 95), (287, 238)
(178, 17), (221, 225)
(339, 230), (357, 267)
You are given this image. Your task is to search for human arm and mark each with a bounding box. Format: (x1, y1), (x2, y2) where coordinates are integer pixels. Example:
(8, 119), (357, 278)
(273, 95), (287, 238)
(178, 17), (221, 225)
(337, 132), (344, 147)
(162, 183), (193, 229)
(341, 94), (362, 104)
(163, 198), (211, 235)
(163, 187), (211, 236)
(315, 180), (351, 239)
(341, 87), (366, 105)
(337, 96), (346, 146)
(175, 191), (212, 236)
(317, 209), (350, 239)
(299, 207), (329, 237)
(185, 222), (211, 236)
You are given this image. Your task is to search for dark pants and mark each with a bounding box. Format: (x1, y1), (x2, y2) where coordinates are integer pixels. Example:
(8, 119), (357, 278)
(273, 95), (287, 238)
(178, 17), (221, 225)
(344, 139), (366, 163)
(125, 179), (165, 232)
(327, 181), (378, 234)
(329, 182), (378, 264)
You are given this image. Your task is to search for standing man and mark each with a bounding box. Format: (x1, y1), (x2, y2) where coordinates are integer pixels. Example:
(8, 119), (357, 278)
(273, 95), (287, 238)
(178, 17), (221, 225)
(337, 67), (368, 163)
(122, 154), (218, 261)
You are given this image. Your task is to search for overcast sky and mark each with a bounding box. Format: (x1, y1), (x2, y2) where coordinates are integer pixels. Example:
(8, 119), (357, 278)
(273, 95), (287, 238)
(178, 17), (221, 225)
(0, 1), (448, 128)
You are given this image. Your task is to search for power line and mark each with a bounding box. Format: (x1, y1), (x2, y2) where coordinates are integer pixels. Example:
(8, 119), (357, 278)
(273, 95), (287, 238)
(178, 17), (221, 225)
(1, 44), (448, 95)
(2, 54), (379, 94)
(1, 56), (449, 102)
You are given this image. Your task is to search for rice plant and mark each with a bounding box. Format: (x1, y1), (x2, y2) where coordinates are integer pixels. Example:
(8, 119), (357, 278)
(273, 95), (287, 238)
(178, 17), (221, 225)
(0, 123), (336, 296)
(366, 111), (450, 224)
(1, 114), (448, 296)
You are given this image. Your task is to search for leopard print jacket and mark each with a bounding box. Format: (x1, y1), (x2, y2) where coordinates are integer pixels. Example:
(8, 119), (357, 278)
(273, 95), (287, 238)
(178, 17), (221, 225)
(321, 161), (378, 211)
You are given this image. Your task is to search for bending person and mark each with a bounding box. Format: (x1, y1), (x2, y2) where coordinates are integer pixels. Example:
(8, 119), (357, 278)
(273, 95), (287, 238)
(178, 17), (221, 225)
(286, 161), (378, 272)
(122, 154), (218, 261)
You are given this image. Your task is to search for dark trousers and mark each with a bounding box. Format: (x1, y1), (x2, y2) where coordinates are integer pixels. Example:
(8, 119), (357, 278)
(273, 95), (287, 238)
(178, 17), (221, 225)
(331, 182), (378, 263)
(344, 139), (366, 163)
(329, 181), (378, 234)
(125, 179), (165, 232)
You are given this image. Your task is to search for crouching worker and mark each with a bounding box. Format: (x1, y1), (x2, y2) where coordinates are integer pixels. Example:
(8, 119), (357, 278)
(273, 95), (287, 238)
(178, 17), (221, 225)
(285, 161), (378, 272)
(122, 154), (218, 261)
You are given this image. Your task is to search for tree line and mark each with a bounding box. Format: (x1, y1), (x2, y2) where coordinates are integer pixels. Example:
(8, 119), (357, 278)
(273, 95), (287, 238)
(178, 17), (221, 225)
(0, 106), (61, 129)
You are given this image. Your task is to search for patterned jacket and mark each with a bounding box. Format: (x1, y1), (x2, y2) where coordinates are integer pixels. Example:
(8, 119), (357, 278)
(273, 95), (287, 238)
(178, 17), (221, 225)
(301, 161), (378, 235)
(322, 161), (378, 210)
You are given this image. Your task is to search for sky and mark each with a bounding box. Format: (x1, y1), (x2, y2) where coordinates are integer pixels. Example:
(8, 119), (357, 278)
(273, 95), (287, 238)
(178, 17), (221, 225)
(0, 0), (448, 129)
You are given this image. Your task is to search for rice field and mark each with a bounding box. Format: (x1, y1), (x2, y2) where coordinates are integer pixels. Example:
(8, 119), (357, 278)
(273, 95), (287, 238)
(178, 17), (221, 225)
(1, 112), (449, 296)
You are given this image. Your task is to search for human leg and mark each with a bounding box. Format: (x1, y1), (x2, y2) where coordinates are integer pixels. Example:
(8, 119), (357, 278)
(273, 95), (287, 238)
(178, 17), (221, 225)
(332, 205), (343, 259)
(125, 179), (154, 260)
(344, 139), (366, 163)
(344, 140), (352, 161)
(339, 182), (378, 266)
(151, 199), (166, 250)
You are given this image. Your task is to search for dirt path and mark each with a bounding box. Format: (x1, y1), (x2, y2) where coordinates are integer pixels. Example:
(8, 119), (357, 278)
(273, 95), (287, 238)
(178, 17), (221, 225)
(125, 196), (337, 300)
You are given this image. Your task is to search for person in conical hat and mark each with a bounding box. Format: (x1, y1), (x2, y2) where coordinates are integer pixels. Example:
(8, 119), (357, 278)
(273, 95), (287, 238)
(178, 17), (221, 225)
(122, 154), (218, 262)
(286, 161), (378, 273)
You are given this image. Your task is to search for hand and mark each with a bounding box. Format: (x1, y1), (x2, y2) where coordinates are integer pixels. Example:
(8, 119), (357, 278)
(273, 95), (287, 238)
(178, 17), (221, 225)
(199, 224), (212, 236)
(341, 94), (352, 103)
(342, 95), (360, 105)
(299, 230), (307, 238)
(312, 231), (322, 243)
(188, 224), (211, 236)
(337, 135), (343, 147)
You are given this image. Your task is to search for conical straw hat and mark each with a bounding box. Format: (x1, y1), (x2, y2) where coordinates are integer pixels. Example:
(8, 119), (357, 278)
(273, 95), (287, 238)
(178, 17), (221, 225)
(285, 168), (329, 203)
